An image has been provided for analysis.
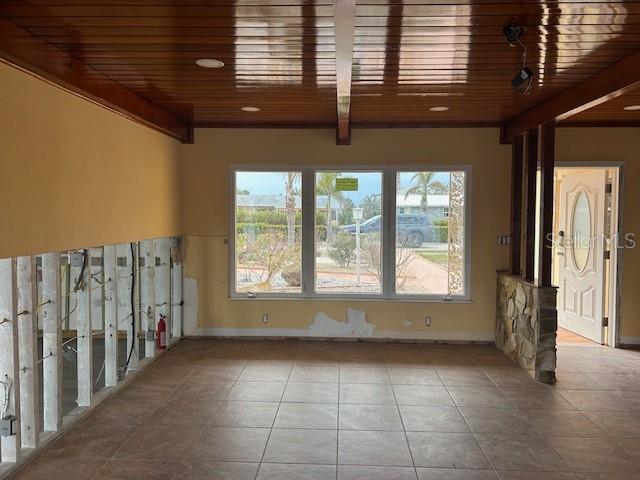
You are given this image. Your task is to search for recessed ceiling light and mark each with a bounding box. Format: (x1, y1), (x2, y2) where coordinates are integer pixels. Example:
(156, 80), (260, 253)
(429, 106), (450, 112)
(241, 106), (260, 112)
(623, 105), (640, 111)
(195, 58), (224, 69)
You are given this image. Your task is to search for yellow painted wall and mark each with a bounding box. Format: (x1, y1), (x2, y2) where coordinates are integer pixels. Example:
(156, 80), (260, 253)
(556, 128), (640, 341)
(181, 128), (512, 339)
(0, 62), (182, 258)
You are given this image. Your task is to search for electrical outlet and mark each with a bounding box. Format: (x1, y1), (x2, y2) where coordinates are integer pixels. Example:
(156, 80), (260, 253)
(0, 415), (17, 437)
(262, 314), (269, 324)
(425, 316), (432, 327)
(70, 251), (84, 267)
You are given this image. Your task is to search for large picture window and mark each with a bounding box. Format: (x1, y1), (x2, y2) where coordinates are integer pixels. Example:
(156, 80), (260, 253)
(231, 167), (470, 300)
(233, 171), (302, 294)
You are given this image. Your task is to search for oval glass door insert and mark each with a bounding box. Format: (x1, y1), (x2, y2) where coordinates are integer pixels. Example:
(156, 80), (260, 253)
(572, 190), (591, 271)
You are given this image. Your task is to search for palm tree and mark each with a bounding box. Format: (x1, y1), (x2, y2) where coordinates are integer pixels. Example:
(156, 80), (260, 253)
(316, 172), (344, 241)
(284, 172), (300, 246)
(405, 172), (435, 215)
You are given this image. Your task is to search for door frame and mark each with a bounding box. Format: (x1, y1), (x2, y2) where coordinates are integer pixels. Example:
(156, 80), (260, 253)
(554, 161), (624, 347)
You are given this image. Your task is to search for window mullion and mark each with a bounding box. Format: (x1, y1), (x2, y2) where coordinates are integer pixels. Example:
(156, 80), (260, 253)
(301, 168), (315, 296)
(383, 167), (397, 298)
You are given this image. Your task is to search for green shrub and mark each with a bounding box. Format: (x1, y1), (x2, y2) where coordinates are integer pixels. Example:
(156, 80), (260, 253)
(328, 233), (356, 267)
(432, 217), (448, 227)
(432, 225), (448, 243)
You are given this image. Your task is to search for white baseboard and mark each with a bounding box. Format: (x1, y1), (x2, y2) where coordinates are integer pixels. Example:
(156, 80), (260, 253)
(619, 336), (640, 346)
(185, 327), (494, 343)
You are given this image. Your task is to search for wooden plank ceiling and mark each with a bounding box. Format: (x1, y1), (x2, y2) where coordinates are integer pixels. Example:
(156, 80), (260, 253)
(1, 0), (640, 141)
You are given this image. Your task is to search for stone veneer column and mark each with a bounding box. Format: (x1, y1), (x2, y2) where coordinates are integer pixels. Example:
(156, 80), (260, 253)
(495, 271), (558, 383)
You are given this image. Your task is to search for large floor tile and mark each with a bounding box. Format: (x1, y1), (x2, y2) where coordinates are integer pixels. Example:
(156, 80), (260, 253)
(275, 402), (338, 429)
(173, 462), (259, 480)
(188, 426), (270, 462)
(211, 401), (279, 428)
(283, 382), (339, 403)
(339, 465), (418, 480)
(522, 409), (605, 436)
(393, 385), (454, 406)
(474, 434), (570, 472)
(546, 436), (640, 473)
(339, 430), (413, 466)
(459, 407), (536, 434)
(113, 424), (202, 461)
(237, 364), (292, 381)
(289, 365), (340, 382)
(340, 383), (396, 404)
(400, 406), (470, 433)
(226, 381), (286, 402)
(257, 463), (336, 480)
(582, 411), (640, 437)
(446, 387), (515, 409)
(416, 468), (499, 479)
(263, 428), (338, 464)
(339, 404), (403, 431)
(91, 460), (181, 480)
(407, 432), (491, 469)
(388, 368), (442, 386)
(340, 367), (390, 384)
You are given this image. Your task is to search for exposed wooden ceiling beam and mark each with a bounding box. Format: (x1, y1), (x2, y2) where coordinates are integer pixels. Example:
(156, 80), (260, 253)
(334, 0), (356, 145)
(0, 17), (191, 143)
(502, 51), (640, 141)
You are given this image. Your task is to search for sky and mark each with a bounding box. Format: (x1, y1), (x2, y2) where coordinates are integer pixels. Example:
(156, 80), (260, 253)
(236, 171), (452, 203)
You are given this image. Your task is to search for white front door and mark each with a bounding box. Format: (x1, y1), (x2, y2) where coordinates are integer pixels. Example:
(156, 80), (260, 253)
(557, 170), (606, 343)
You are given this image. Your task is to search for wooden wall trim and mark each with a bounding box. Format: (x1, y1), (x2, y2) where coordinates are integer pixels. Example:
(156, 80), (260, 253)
(503, 51), (640, 140)
(523, 128), (539, 282)
(510, 135), (524, 276)
(0, 18), (191, 143)
(538, 123), (556, 287)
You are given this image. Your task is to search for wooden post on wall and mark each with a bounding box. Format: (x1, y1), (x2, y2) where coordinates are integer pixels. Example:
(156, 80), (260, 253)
(16, 255), (40, 449)
(41, 253), (62, 432)
(524, 128), (539, 282)
(538, 123), (556, 287)
(510, 135), (524, 275)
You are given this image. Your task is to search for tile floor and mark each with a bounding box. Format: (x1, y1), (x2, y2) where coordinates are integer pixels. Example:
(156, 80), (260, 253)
(7, 339), (640, 480)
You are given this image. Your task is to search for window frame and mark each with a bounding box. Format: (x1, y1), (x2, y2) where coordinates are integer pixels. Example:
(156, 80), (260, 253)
(229, 165), (472, 302)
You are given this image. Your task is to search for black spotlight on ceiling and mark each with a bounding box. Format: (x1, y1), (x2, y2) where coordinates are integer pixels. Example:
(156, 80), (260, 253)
(503, 23), (534, 94)
(503, 24), (524, 47)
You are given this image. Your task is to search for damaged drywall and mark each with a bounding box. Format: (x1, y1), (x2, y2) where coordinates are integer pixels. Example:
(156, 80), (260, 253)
(183, 277), (199, 335)
(308, 308), (375, 337)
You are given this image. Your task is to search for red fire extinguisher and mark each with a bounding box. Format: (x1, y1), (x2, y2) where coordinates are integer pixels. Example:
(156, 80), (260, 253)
(156, 314), (167, 350)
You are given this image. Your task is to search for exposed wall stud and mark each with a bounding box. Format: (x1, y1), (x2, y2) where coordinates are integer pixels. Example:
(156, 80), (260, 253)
(16, 255), (40, 448)
(140, 240), (156, 358)
(103, 246), (118, 387)
(154, 239), (170, 345)
(0, 258), (22, 462)
(170, 249), (183, 342)
(118, 243), (138, 374)
(41, 253), (62, 431)
(76, 250), (93, 407)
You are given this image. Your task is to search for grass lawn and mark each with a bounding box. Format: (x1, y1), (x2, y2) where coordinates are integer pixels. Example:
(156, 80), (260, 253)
(417, 251), (449, 267)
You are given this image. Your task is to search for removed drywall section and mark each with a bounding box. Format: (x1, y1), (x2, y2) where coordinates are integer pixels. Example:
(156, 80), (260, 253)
(308, 308), (374, 337)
